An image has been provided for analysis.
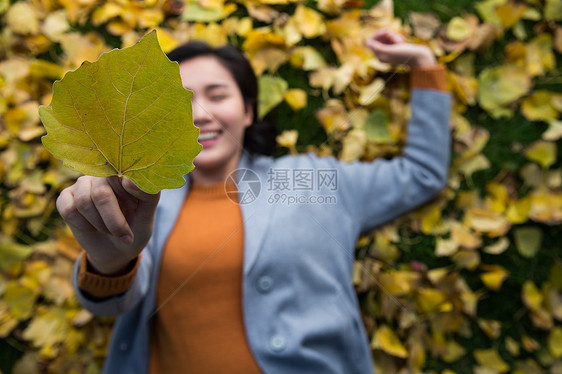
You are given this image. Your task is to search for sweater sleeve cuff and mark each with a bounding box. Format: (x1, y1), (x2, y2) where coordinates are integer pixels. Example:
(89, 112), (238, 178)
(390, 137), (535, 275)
(77, 252), (140, 299)
(411, 65), (448, 92)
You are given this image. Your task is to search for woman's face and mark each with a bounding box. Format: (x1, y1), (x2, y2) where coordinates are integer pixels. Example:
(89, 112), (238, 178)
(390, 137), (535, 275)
(179, 56), (253, 178)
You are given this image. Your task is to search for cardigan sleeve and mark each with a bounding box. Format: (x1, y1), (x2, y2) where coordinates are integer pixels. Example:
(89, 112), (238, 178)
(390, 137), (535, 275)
(72, 247), (153, 317)
(334, 66), (451, 233)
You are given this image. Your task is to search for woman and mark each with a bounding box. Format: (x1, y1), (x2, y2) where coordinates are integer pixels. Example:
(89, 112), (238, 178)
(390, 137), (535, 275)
(60, 29), (451, 373)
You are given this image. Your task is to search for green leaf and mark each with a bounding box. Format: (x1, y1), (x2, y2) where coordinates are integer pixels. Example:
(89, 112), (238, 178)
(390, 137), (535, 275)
(39, 30), (201, 193)
(364, 110), (392, 143)
(258, 75), (288, 119)
(0, 238), (33, 271)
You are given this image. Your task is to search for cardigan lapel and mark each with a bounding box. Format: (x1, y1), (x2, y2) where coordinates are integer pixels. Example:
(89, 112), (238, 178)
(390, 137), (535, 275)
(238, 152), (274, 275)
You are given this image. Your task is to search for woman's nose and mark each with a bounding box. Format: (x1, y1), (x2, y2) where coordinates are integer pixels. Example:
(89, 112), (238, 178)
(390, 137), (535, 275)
(192, 99), (212, 125)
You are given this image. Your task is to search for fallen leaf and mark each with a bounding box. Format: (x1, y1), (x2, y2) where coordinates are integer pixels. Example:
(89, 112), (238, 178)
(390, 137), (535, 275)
(6, 2), (39, 35)
(521, 91), (559, 122)
(483, 237), (510, 255)
(480, 265), (509, 291)
(409, 12), (441, 40)
(258, 75), (288, 119)
(39, 31), (201, 193)
(522, 280), (543, 311)
(372, 324), (408, 358)
(549, 327), (562, 358)
(545, 0), (562, 21)
(477, 65), (531, 118)
(474, 348), (510, 373)
(543, 120), (562, 141)
(524, 140), (557, 168)
(284, 89), (307, 111)
(477, 318), (502, 339)
(514, 226), (543, 258)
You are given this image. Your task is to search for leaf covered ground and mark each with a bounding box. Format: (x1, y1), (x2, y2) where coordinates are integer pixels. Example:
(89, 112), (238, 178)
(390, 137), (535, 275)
(0, 0), (561, 373)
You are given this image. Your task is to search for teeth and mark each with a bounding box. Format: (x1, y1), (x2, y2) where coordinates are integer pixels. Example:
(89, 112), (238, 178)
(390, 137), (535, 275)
(199, 131), (219, 141)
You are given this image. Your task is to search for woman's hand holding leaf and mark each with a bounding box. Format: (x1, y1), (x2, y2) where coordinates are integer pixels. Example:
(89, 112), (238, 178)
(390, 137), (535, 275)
(57, 176), (160, 275)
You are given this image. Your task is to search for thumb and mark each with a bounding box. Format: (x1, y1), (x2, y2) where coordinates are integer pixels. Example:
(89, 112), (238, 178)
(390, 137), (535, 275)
(121, 177), (160, 203)
(121, 177), (160, 223)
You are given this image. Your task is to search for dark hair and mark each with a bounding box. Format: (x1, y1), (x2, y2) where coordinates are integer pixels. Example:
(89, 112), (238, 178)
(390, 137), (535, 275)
(167, 42), (277, 156)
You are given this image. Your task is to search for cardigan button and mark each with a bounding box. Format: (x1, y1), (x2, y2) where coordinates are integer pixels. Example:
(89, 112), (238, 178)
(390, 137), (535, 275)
(120, 342), (128, 351)
(270, 335), (286, 352)
(257, 276), (274, 292)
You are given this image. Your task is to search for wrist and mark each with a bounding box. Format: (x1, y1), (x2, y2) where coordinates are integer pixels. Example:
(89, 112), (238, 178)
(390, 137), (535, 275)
(86, 253), (137, 276)
(409, 50), (437, 68)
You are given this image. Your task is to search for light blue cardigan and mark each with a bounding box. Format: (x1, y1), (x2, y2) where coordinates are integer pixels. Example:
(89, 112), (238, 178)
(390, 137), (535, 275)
(73, 89), (451, 374)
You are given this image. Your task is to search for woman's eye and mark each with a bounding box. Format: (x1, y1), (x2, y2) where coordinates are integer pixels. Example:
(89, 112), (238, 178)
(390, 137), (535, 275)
(210, 95), (227, 102)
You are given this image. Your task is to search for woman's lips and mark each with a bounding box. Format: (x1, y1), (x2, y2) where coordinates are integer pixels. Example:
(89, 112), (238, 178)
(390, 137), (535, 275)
(198, 130), (222, 147)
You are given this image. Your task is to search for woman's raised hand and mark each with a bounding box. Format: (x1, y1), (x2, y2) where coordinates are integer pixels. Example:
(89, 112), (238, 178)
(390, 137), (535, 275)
(57, 176), (160, 275)
(366, 29), (437, 68)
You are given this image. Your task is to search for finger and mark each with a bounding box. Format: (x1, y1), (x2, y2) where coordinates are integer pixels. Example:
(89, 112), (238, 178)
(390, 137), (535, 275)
(56, 188), (97, 232)
(121, 178), (160, 224)
(90, 178), (134, 243)
(72, 177), (112, 235)
(107, 176), (138, 213)
(370, 29), (404, 45)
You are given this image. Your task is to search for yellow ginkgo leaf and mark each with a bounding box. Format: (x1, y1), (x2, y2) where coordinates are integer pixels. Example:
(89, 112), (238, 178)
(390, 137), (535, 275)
(442, 340), (466, 363)
(377, 270), (420, 297)
(483, 237), (510, 255)
(372, 325), (408, 358)
(294, 5), (326, 39)
(258, 75), (288, 119)
(548, 327), (562, 358)
(3, 282), (37, 320)
(452, 223), (482, 250)
(522, 334), (540, 352)
(525, 140), (556, 168)
(284, 89), (307, 111)
(340, 128), (367, 162)
(474, 348), (510, 373)
(276, 130), (298, 149)
(526, 34), (556, 77)
(521, 91), (559, 122)
(477, 318), (502, 339)
(289, 47), (326, 71)
(447, 17), (473, 42)
(416, 288), (448, 313)
(463, 207), (511, 237)
(505, 336), (520, 357)
(358, 78), (385, 106)
(506, 197), (531, 224)
(542, 120), (562, 141)
(474, 0), (506, 26)
(529, 191), (562, 224)
(6, 2), (39, 35)
(480, 265), (509, 291)
(494, 2), (527, 29)
(452, 250), (481, 270)
(22, 307), (69, 348)
(435, 237), (459, 257)
(478, 65), (531, 118)
(545, 0), (562, 21)
(522, 280), (543, 311)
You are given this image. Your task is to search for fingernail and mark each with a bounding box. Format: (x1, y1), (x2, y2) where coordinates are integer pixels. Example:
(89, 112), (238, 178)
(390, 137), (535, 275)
(120, 235), (133, 245)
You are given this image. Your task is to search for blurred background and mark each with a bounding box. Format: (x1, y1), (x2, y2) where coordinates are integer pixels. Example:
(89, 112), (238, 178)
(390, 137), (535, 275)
(0, 0), (561, 373)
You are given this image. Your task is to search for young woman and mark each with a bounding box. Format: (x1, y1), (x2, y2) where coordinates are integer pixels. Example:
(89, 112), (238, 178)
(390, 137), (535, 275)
(59, 29), (451, 373)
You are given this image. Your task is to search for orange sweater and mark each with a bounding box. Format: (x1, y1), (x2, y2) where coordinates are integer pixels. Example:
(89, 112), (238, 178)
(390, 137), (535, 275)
(149, 183), (262, 373)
